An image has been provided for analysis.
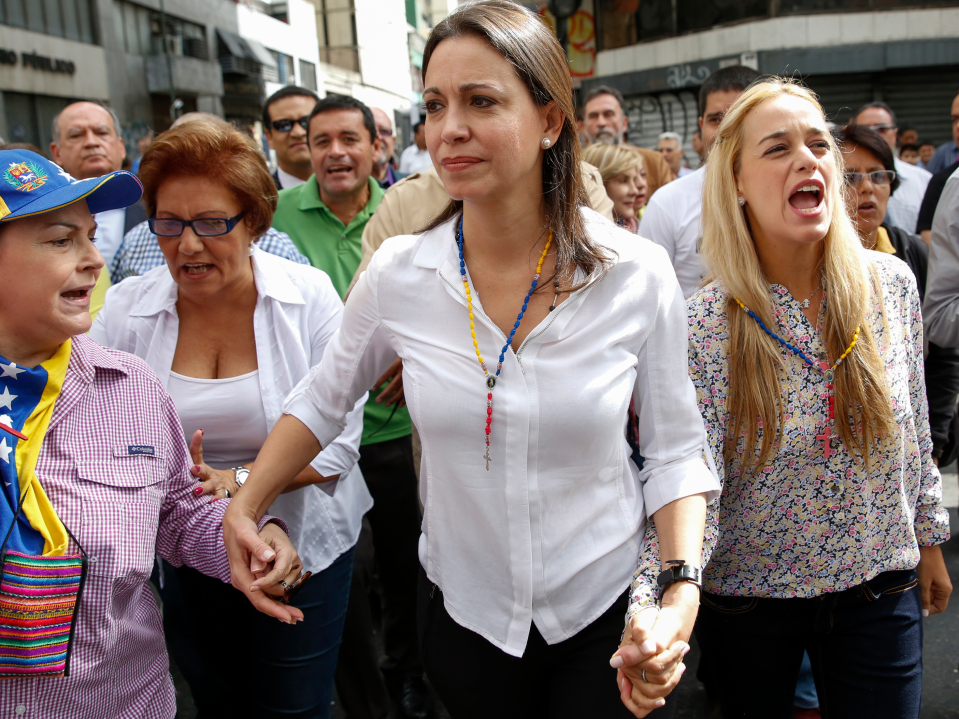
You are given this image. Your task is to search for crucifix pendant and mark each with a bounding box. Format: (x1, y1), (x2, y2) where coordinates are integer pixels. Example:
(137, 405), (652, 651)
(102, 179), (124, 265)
(801, 298), (811, 308)
(816, 424), (835, 459)
(484, 446), (491, 471)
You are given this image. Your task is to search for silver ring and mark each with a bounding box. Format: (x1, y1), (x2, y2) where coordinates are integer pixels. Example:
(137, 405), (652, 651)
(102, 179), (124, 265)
(223, 488), (231, 499)
(642, 669), (647, 683)
(279, 580), (288, 588)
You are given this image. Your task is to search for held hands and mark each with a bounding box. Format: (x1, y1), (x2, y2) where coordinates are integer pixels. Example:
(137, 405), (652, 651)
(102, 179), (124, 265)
(189, 429), (240, 501)
(223, 502), (306, 624)
(610, 582), (700, 717)
(917, 545), (952, 617)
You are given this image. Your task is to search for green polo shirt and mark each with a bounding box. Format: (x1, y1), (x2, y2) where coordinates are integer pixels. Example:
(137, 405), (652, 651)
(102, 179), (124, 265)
(273, 176), (411, 446)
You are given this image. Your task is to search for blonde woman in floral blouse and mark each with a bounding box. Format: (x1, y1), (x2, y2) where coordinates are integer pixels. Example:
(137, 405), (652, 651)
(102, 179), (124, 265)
(622, 79), (952, 718)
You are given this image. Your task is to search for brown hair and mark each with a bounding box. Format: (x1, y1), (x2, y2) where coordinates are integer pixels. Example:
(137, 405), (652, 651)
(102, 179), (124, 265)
(421, 0), (611, 291)
(139, 119), (277, 238)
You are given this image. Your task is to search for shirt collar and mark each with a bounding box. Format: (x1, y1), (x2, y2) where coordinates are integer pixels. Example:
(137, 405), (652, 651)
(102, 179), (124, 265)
(129, 245), (305, 318)
(297, 175), (384, 217)
(276, 166), (308, 190)
(412, 215), (458, 270)
(70, 334), (129, 382)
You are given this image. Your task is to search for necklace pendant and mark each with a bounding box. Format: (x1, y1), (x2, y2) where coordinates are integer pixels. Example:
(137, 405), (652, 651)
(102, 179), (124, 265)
(484, 446), (491, 471)
(801, 299), (810, 309)
(486, 375), (496, 390)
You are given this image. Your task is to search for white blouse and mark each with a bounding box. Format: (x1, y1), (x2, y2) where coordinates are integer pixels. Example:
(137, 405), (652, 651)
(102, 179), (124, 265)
(90, 248), (371, 574)
(285, 210), (719, 657)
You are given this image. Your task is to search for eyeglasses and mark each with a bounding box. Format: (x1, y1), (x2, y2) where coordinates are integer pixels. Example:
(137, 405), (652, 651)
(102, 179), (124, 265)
(844, 170), (897, 187)
(376, 128), (393, 139)
(866, 123), (896, 133)
(270, 116), (309, 133)
(149, 211), (247, 237)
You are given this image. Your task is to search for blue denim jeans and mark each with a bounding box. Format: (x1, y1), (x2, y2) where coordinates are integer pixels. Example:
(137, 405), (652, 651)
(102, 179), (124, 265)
(161, 546), (355, 719)
(696, 569), (922, 719)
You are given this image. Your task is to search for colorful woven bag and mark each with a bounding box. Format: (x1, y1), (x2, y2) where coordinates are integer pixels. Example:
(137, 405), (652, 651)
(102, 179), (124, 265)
(0, 494), (86, 678)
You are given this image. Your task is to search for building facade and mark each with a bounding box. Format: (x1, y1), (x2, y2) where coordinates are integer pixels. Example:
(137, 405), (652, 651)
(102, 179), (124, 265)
(573, 1), (959, 165)
(0, 0), (237, 156)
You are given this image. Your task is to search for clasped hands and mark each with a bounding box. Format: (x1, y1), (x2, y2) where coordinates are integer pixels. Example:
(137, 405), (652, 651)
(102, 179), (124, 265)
(188, 428), (306, 624)
(610, 582), (699, 717)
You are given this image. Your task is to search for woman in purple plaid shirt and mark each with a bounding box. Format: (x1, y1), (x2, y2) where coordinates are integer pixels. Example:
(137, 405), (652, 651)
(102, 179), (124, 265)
(0, 149), (303, 719)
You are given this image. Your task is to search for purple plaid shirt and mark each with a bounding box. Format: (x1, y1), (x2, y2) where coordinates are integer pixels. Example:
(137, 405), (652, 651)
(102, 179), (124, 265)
(0, 335), (274, 719)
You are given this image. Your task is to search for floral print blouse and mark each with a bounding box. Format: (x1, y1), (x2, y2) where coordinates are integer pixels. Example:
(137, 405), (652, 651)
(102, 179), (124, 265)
(629, 252), (950, 614)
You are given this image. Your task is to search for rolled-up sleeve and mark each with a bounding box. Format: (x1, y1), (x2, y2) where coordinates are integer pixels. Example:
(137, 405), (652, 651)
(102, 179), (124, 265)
(634, 264), (720, 517)
(924, 170), (959, 347)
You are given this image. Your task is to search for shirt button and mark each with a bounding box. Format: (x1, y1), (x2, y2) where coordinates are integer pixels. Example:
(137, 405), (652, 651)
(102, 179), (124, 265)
(89, 556), (97, 563)
(15, 705), (26, 715)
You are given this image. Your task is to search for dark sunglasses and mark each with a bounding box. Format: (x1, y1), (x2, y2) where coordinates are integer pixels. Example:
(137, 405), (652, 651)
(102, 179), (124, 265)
(844, 170), (897, 187)
(149, 211), (247, 237)
(270, 116), (310, 133)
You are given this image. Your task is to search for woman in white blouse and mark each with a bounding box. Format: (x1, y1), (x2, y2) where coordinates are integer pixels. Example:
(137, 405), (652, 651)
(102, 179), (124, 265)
(225, 2), (718, 717)
(91, 120), (367, 719)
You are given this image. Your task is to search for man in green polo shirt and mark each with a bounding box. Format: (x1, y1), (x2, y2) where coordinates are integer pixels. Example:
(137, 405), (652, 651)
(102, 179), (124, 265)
(272, 94), (432, 719)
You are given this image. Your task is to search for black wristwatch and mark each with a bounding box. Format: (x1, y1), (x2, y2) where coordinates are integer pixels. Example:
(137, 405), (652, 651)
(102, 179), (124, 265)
(656, 559), (702, 590)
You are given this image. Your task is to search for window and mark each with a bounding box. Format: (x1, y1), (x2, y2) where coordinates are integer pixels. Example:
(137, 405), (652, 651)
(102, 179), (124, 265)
(4, 91), (80, 149)
(270, 50), (296, 86)
(0, 0), (96, 44)
(115, 2), (207, 59)
(299, 59), (317, 91)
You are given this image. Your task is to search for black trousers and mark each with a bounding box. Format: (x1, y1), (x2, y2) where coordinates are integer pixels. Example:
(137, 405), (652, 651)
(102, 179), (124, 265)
(334, 435), (424, 718)
(417, 570), (676, 719)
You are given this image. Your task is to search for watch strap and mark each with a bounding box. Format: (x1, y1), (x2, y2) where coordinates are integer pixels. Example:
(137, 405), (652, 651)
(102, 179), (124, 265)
(656, 560), (702, 588)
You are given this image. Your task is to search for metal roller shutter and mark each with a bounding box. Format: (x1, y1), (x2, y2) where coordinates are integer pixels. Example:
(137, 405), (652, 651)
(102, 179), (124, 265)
(882, 68), (958, 147)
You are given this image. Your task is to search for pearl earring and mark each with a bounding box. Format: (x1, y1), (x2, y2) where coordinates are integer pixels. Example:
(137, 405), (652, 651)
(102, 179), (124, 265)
(738, 196), (745, 207)
(541, 137), (551, 149)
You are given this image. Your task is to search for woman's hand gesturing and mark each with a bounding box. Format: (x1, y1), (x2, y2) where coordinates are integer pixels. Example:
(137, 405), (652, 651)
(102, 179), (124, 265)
(189, 429), (241, 500)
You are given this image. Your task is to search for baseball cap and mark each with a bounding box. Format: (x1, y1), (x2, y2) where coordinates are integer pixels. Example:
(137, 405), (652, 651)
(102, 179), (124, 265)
(0, 149), (142, 222)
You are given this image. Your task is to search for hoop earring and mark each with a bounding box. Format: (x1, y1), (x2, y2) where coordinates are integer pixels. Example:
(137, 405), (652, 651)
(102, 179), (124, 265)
(738, 196), (745, 207)
(541, 137), (551, 149)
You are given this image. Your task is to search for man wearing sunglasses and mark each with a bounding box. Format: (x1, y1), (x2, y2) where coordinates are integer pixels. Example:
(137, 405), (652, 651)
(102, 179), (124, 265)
(852, 102), (930, 236)
(263, 86), (320, 190)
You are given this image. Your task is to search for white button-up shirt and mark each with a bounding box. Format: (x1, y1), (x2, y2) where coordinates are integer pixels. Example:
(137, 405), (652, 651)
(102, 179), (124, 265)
(90, 247), (370, 573)
(886, 157), (931, 235)
(285, 209), (719, 656)
(639, 165), (706, 299)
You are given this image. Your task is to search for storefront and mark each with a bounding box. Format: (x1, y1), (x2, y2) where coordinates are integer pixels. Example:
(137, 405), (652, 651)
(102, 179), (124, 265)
(0, 25), (109, 150)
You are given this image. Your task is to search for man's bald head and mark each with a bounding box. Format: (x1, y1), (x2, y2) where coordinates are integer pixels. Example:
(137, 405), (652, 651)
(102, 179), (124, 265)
(171, 111), (226, 129)
(49, 101), (126, 179)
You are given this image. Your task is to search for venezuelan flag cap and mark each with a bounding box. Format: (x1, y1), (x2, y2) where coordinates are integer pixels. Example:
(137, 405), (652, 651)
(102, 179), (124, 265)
(0, 149), (142, 222)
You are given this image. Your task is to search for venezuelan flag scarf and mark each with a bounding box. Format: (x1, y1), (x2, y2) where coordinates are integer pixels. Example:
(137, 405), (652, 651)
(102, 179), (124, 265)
(0, 340), (84, 678)
(0, 340), (71, 556)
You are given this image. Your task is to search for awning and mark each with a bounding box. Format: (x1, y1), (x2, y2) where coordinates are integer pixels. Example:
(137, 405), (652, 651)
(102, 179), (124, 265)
(216, 28), (277, 69)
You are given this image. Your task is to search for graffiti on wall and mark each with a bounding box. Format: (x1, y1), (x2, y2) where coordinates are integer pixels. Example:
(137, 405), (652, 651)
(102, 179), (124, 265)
(537, 2), (596, 78)
(666, 64), (712, 89)
(624, 89), (702, 168)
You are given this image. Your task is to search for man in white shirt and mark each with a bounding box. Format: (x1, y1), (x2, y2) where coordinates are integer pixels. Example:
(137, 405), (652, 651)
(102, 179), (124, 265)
(658, 131), (692, 177)
(263, 86), (320, 190)
(49, 102), (145, 268)
(852, 102), (930, 235)
(398, 121), (432, 173)
(639, 65), (759, 298)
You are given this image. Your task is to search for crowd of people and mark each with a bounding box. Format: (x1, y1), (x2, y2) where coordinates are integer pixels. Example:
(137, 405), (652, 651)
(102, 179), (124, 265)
(0, 1), (957, 719)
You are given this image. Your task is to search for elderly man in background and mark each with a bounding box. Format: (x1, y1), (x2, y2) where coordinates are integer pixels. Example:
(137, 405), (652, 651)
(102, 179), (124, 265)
(371, 107), (405, 188)
(48, 101), (147, 318)
(580, 85), (674, 198)
(50, 102), (146, 269)
(852, 101), (930, 234)
(657, 131), (692, 178)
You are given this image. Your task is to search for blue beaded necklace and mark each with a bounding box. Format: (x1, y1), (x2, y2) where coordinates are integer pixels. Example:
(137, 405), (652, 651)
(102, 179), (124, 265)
(456, 217), (552, 469)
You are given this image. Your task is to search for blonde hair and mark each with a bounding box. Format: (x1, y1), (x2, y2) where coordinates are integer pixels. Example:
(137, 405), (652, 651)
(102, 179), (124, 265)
(581, 143), (643, 183)
(700, 78), (896, 472)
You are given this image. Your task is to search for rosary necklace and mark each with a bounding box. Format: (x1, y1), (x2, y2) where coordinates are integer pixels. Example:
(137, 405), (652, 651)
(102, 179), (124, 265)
(457, 217), (552, 470)
(734, 296), (859, 459)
